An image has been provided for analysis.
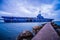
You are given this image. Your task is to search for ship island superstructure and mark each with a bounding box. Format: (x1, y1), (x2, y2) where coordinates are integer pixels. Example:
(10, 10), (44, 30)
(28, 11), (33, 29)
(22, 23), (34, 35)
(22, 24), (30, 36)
(1, 14), (53, 22)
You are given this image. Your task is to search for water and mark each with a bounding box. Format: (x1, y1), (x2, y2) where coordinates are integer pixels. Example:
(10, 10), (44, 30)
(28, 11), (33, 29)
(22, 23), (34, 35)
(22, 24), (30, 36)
(0, 21), (60, 40)
(0, 22), (47, 40)
(54, 21), (60, 26)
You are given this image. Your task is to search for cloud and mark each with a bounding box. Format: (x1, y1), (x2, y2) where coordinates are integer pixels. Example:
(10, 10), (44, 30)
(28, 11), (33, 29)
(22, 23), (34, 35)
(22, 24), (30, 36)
(0, 0), (60, 21)
(0, 11), (13, 16)
(54, 3), (60, 10)
(54, 10), (60, 20)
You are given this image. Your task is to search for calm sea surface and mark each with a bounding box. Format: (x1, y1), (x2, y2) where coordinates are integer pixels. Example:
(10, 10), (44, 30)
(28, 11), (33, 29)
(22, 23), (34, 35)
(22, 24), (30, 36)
(0, 21), (60, 40)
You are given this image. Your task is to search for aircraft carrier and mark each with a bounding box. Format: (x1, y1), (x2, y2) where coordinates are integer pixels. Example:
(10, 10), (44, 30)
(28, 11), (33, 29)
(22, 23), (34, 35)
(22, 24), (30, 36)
(1, 14), (53, 22)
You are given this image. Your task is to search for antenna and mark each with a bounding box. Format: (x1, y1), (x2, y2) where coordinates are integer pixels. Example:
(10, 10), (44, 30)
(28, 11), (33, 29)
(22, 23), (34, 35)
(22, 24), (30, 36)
(39, 11), (41, 14)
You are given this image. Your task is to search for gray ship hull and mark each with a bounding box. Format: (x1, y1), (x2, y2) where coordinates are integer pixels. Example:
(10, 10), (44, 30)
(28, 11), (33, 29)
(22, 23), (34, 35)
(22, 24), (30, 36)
(3, 18), (53, 23)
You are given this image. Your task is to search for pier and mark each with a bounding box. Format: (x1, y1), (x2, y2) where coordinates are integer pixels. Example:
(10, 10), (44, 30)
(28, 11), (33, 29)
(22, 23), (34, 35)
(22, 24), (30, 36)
(32, 22), (60, 40)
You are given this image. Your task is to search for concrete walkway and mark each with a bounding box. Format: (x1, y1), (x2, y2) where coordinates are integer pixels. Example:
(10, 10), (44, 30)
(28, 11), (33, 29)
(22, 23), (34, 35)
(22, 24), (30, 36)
(32, 22), (60, 40)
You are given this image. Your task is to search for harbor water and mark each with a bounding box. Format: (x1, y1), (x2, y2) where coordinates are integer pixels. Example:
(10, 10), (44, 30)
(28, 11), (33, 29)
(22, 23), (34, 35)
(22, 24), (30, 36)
(0, 21), (60, 40)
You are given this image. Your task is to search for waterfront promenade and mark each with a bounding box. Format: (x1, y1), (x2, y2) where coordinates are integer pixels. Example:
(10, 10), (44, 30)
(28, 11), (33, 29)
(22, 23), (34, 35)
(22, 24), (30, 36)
(32, 22), (60, 40)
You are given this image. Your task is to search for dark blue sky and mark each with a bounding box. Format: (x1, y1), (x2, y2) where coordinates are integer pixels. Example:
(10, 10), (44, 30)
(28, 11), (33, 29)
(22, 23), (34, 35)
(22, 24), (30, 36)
(0, 0), (60, 21)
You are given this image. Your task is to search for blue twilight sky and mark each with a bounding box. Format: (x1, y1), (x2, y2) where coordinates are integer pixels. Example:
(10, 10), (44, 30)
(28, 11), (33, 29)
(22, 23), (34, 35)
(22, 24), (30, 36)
(0, 0), (60, 21)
